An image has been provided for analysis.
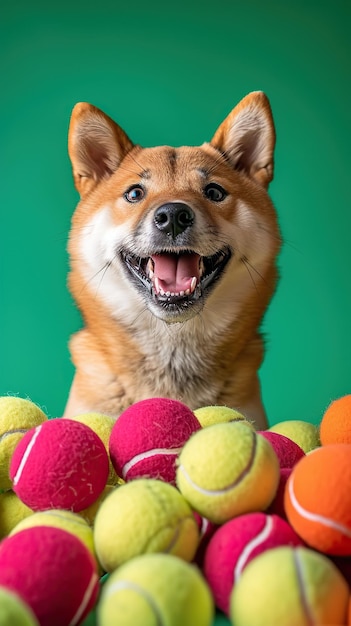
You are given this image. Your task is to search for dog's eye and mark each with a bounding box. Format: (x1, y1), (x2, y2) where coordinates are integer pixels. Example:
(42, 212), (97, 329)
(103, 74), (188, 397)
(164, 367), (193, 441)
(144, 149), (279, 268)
(203, 183), (227, 202)
(124, 185), (145, 203)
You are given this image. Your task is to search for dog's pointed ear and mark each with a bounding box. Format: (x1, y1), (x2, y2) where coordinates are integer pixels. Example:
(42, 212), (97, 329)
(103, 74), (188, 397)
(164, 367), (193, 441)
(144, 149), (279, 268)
(210, 91), (275, 188)
(68, 102), (134, 197)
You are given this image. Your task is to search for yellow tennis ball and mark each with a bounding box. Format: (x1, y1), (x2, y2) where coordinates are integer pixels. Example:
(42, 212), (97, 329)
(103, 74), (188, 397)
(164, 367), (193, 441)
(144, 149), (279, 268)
(0, 490), (33, 539)
(0, 396), (48, 490)
(268, 420), (320, 453)
(98, 553), (214, 626)
(78, 484), (116, 526)
(0, 587), (39, 626)
(230, 546), (349, 626)
(68, 412), (123, 485)
(194, 405), (255, 430)
(10, 509), (98, 568)
(94, 478), (199, 573)
(176, 422), (280, 524)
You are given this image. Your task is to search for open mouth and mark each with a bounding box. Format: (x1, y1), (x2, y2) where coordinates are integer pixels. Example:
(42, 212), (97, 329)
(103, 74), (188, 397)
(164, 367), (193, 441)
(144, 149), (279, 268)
(121, 248), (232, 307)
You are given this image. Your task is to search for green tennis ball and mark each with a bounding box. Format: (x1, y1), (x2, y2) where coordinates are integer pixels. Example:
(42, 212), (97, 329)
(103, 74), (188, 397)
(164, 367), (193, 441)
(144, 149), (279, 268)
(0, 396), (48, 490)
(0, 490), (33, 539)
(69, 413), (123, 485)
(176, 422), (280, 524)
(0, 587), (39, 625)
(10, 508), (99, 568)
(268, 420), (320, 453)
(97, 553), (214, 626)
(230, 546), (349, 626)
(94, 479), (199, 572)
(194, 405), (255, 430)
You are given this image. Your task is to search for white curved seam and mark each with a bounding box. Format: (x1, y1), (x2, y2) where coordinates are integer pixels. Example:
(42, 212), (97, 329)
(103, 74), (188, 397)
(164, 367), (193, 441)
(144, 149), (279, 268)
(69, 571), (99, 626)
(122, 447), (182, 478)
(234, 516), (274, 583)
(178, 464), (237, 496)
(13, 425), (42, 485)
(103, 580), (163, 625)
(288, 475), (351, 537)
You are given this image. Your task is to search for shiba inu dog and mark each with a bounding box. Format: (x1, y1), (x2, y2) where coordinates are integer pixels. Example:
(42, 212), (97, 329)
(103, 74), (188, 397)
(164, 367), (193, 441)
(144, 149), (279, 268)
(64, 91), (281, 429)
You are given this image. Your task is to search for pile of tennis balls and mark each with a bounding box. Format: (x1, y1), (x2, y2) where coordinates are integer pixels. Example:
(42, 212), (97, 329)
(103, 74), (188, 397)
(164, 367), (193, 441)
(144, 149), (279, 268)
(0, 394), (350, 626)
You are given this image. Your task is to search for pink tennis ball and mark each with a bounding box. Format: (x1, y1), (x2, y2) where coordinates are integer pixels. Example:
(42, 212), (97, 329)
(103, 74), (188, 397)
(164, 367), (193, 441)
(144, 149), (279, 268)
(203, 512), (303, 615)
(193, 511), (218, 567)
(10, 418), (109, 511)
(109, 397), (201, 483)
(0, 526), (99, 626)
(259, 431), (305, 468)
(266, 467), (292, 519)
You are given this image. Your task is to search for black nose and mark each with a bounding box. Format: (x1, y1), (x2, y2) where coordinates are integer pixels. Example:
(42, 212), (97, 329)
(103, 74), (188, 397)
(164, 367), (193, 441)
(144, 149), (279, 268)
(154, 202), (194, 239)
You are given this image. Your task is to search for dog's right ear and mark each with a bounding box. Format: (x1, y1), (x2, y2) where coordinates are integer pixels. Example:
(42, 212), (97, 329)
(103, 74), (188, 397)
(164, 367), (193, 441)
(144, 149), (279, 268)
(68, 103), (134, 197)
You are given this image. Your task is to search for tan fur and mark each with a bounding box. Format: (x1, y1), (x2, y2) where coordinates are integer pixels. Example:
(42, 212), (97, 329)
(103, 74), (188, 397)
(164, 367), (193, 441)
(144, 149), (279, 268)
(64, 92), (281, 429)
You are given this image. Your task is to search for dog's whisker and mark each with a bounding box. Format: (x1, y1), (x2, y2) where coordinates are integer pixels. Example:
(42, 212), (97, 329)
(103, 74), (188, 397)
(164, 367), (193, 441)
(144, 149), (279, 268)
(78, 261), (112, 297)
(241, 257), (262, 294)
(127, 151), (149, 176)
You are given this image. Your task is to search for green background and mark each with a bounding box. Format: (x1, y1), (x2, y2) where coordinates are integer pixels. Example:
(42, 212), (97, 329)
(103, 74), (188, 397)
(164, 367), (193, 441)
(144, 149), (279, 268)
(1, 0), (350, 427)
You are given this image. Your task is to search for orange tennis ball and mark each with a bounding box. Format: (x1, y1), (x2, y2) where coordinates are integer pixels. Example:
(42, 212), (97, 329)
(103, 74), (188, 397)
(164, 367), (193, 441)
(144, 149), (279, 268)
(285, 444), (351, 555)
(320, 394), (351, 445)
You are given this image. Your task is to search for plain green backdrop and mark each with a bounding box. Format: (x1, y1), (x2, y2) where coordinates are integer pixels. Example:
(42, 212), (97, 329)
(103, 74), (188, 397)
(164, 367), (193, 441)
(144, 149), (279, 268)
(1, 0), (350, 426)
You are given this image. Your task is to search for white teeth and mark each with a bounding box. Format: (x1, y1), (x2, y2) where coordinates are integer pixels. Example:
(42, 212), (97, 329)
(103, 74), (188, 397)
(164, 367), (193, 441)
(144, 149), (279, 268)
(146, 258), (155, 279)
(149, 269), (154, 279)
(153, 278), (196, 298)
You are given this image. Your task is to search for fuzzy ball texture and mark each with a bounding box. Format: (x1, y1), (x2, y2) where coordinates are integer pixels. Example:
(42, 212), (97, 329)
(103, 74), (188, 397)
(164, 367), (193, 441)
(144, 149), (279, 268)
(230, 546), (349, 626)
(94, 478), (199, 572)
(10, 509), (97, 566)
(78, 484), (115, 526)
(266, 467), (292, 520)
(0, 526), (99, 626)
(285, 444), (351, 555)
(176, 422), (280, 524)
(10, 418), (109, 512)
(0, 396), (48, 490)
(203, 512), (303, 615)
(97, 553), (214, 626)
(192, 512), (218, 567)
(194, 405), (255, 430)
(0, 587), (38, 626)
(320, 394), (351, 445)
(0, 491), (33, 539)
(259, 431), (305, 468)
(268, 420), (320, 453)
(109, 397), (201, 483)
(69, 413), (123, 485)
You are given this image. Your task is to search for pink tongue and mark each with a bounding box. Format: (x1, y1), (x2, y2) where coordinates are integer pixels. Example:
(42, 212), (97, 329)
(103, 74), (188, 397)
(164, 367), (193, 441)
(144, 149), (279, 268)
(151, 252), (200, 293)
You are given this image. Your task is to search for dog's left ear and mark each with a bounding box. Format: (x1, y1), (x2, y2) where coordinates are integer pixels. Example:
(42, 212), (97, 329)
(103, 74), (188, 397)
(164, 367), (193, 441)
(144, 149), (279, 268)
(68, 102), (134, 197)
(210, 91), (275, 188)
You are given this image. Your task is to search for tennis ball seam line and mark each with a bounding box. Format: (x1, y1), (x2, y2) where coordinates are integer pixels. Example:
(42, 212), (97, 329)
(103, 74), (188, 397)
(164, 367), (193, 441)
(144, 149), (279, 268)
(288, 475), (351, 537)
(177, 431), (257, 496)
(293, 550), (314, 626)
(233, 515), (274, 584)
(0, 429), (28, 442)
(104, 580), (164, 626)
(12, 425), (42, 486)
(69, 570), (99, 626)
(39, 509), (89, 528)
(122, 447), (183, 479)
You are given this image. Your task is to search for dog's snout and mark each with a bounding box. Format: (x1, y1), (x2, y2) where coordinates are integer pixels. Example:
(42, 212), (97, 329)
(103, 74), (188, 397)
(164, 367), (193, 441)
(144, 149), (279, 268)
(154, 202), (194, 239)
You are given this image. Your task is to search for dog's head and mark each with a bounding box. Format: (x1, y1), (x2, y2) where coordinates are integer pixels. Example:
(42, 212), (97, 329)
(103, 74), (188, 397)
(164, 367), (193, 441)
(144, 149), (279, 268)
(68, 92), (280, 325)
